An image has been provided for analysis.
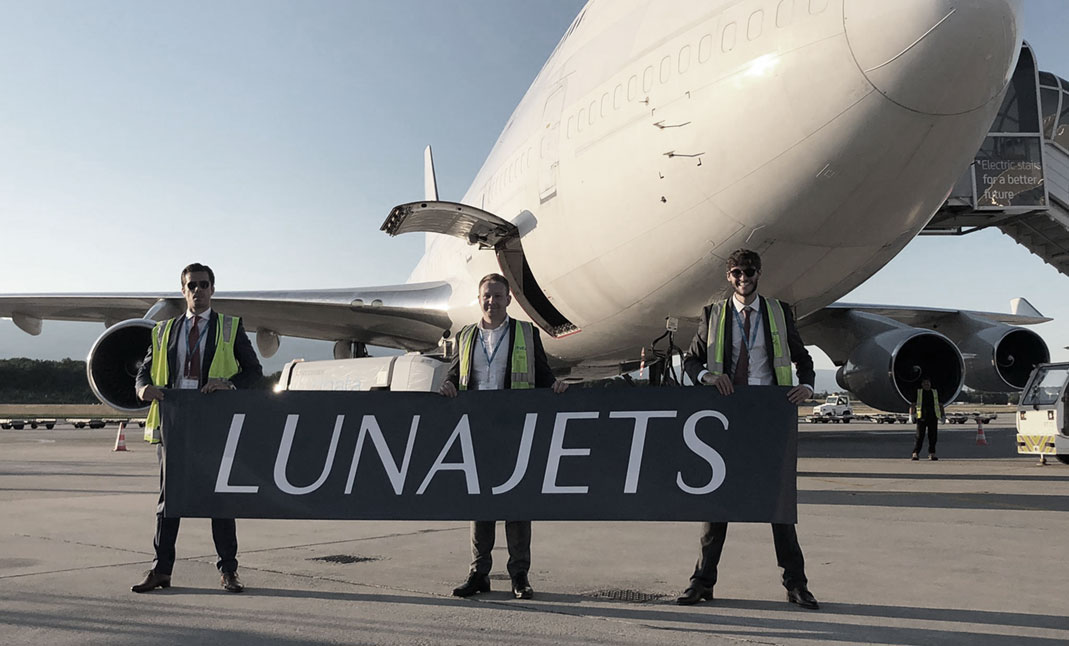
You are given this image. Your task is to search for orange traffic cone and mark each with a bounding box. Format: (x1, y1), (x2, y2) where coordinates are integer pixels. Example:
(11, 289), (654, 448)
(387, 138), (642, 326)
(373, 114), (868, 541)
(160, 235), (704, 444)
(975, 420), (987, 446)
(113, 421), (128, 452)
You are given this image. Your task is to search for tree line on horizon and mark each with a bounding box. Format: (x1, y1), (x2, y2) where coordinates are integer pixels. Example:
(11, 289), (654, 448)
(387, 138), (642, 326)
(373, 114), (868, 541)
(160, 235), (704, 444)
(0, 358), (282, 403)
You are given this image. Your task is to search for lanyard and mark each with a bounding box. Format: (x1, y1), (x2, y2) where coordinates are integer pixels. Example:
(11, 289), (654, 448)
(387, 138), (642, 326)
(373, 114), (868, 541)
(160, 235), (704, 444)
(479, 325), (508, 368)
(732, 304), (761, 354)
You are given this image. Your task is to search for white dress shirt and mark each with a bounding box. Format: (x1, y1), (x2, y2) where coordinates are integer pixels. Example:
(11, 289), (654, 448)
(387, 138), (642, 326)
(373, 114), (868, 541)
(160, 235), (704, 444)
(470, 316), (511, 391)
(731, 295), (771, 385)
(697, 295), (812, 394)
(175, 308), (211, 388)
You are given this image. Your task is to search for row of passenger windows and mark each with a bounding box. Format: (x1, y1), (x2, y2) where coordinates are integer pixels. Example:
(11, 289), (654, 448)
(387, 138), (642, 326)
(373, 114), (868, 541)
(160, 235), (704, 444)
(485, 148), (533, 203)
(1039, 72), (1069, 152)
(564, 0), (829, 140)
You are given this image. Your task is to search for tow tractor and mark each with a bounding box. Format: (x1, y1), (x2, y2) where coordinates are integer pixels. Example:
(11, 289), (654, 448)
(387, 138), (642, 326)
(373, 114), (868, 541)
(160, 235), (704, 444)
(1016, 362), (1069, 465)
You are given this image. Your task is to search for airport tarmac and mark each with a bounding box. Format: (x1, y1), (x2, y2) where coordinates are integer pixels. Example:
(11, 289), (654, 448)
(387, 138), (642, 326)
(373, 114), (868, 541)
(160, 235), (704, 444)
(1, 422), (1067, 645)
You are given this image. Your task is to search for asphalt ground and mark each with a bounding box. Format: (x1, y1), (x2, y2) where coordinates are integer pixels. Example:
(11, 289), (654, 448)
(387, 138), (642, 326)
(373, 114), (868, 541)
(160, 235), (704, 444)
(1, 421), (1067, 645)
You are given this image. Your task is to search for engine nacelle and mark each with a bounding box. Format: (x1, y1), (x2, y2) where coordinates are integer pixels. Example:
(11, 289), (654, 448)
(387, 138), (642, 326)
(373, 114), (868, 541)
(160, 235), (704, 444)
(955, 324), (1049, 392)
(86, 318), (155, 412)
(837, 328), (964, 413)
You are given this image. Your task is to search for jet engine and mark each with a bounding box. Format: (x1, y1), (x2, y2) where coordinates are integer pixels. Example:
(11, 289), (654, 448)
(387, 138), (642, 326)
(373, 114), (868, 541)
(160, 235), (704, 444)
(836, 328), (964, 413)
(950, 319), (1049, 392)
(86, 319), (155, 412)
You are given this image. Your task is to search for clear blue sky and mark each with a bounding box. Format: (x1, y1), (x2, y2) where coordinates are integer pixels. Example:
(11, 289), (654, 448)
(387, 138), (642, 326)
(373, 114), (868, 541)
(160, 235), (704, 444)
(1, 0), (1067, 373)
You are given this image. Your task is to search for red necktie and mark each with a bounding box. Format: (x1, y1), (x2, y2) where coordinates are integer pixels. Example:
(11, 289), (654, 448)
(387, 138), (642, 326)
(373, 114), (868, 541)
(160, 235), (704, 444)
(733, 306), (752, 385)
(186, 316), (201, 380)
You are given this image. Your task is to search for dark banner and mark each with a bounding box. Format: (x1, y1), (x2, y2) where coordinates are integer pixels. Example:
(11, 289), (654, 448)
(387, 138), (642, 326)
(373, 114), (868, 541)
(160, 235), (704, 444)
(160, 386), (797, 522)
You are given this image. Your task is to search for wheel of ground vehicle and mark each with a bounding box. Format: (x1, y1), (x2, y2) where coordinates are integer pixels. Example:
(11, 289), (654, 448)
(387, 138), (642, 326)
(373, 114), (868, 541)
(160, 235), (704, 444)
(45, 423), (54, 430)
(12, 423), (24, 430)
(30, 422), (38, 429)
(1057, 455), (1069, 465)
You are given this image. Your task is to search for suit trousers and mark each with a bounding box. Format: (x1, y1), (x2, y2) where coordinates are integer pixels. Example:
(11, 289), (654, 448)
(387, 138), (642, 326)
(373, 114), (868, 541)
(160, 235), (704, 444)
(469, 520), (531, 577)
(690, 522), (807, 590)
(151, 444), (239, 575)
(913, 418), (938, 454)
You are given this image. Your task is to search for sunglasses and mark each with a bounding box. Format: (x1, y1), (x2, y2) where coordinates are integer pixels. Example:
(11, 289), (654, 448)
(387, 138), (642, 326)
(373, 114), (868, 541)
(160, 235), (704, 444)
(728, 267), (758, 278)
(185, 280), (212, 291)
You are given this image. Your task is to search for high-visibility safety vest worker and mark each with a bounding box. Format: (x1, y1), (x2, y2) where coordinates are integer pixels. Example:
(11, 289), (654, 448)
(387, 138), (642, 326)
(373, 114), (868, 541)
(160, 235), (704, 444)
(915, 388), (942, 421)
(456, 320), (536, 390)
(705, 296), (794, 386)
(144, 314), (242, 443)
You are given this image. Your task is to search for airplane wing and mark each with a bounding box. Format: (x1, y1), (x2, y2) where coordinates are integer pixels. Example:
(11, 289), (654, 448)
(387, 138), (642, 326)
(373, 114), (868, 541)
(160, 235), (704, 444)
(0, 282), (454, 352)
(814, 299), (1051, 327)
(797, 298), (1050, 364)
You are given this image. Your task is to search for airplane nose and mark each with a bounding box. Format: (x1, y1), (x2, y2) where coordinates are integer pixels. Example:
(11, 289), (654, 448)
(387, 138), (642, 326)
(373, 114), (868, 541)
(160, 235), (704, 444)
(844, 0), (1020, 115)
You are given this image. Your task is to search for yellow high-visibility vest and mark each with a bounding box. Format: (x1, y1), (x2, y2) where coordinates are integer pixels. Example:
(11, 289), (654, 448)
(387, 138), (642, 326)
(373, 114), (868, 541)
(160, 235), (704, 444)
(144, 314), (241, 442)
(457, 320), (536, 390)
(705, 297), (793, 386)
(915, 388), (942, 421)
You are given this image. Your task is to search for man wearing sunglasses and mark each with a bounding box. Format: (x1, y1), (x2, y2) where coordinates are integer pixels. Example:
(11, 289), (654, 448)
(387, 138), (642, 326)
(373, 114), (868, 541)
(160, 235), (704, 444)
(131, 262), (262, 594)
(676, 248), (819, 610)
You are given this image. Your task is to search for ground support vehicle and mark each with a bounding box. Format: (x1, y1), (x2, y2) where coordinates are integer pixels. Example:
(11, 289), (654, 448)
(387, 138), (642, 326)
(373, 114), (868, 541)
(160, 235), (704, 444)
(807, 395), (854, 423)
(870, 413), (910, 424)
(946, 411), (998, 424)
(69, 418), (107, 429)
(1016, 363), (1069, 465)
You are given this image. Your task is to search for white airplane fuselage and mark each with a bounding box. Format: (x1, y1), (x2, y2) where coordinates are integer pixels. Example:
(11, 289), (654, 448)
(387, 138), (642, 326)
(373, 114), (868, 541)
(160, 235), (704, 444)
(408, 0), (1021, 371)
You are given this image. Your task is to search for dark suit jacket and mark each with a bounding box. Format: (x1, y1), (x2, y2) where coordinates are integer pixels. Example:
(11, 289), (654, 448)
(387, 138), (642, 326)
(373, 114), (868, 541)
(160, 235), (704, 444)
(683, 295), (814, 388)
(445, 318), (556, 389)
(135, 311), (263, 393)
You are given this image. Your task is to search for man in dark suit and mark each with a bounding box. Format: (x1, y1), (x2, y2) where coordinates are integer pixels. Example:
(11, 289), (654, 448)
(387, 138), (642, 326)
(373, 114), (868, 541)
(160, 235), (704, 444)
(131, 262), (262, 593)
(439, 273), (568, 600)
(676, 249), (820, 610)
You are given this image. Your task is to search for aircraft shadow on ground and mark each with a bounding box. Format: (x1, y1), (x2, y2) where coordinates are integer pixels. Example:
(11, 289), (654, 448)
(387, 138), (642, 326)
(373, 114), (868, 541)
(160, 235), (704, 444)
(800, 470), (1069, 483)
(798, 428), (1024, 461)
(5, 585), (1068, 645)
(797, 489), (1069, 512)
(466, 593), (1069, 646)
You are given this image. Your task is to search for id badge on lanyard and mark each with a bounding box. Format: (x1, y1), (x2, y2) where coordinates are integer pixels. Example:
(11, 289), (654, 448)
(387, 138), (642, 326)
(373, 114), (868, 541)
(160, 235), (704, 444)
(178, 378), (199, 390)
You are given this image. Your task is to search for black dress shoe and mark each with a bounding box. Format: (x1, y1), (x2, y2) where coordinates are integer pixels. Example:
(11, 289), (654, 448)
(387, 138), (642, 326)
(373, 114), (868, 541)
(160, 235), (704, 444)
(787, 586), (819, 609)
(221, 571), (244, 593)
(452, 572), (490, 597)
(511, 572), (534, 599)
(676, 585), (713, 605)
(131, 569), (171, 593)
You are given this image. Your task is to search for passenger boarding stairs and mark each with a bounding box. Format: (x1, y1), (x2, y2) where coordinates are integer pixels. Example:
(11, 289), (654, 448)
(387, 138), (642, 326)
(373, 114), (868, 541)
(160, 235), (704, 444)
(926, 48), (1069, 279)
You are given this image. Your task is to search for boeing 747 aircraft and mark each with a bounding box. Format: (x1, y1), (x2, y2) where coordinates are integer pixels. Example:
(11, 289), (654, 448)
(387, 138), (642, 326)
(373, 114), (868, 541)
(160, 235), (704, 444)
(0, 0), (1052, 412)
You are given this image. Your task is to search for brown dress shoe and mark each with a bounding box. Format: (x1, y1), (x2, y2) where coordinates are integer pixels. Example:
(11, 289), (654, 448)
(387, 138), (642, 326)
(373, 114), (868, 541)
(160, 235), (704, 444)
(131, 569), (171, 593)
(221, 571), (244, 593)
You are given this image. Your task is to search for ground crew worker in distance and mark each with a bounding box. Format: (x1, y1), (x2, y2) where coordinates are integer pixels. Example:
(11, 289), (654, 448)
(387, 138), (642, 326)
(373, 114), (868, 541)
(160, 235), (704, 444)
(131, 263), (263, 594)
(440, 273), (568, 600)
(910, 376), (942, 461)
(677, 248), (820, 610)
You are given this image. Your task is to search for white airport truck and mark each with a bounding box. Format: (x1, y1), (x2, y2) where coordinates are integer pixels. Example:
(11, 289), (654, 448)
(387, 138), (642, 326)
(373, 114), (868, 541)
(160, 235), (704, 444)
(1015, 362), (1069, 465)
(807, 394), (854, 423)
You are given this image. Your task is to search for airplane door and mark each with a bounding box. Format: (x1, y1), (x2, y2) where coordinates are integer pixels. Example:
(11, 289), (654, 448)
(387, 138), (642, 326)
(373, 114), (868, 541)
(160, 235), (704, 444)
(538, 84), (566, 202)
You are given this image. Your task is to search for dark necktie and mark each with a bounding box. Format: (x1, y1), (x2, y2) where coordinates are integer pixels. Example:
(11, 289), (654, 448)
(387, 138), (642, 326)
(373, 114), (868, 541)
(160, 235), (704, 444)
(733, 306), (752, 385)
(186, 316), (201, 380)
